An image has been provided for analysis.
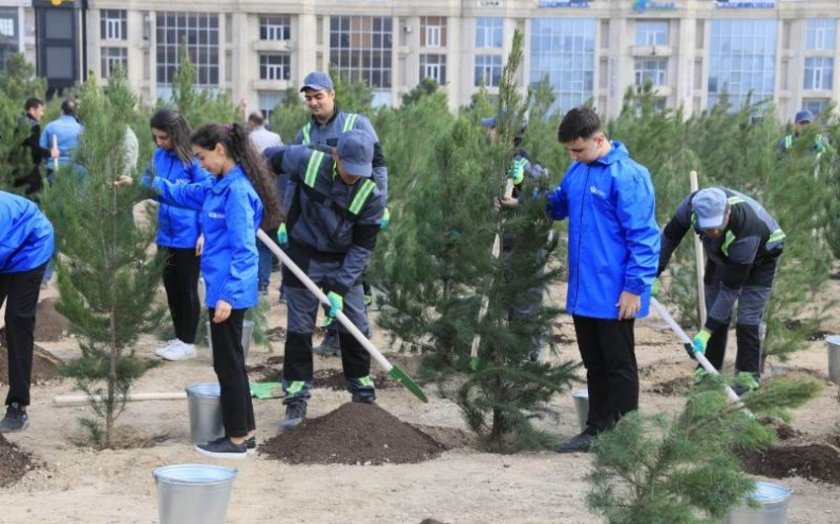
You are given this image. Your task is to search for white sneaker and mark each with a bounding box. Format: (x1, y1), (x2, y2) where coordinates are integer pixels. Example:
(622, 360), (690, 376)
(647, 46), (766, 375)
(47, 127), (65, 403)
(154, 339), (181, 358)
(160, 342), (196, 361)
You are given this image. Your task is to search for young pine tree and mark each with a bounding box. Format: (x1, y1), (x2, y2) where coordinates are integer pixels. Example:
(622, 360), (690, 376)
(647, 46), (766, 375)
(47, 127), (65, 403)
(0, 54), (46, 193)
(40, 72), (165, 448)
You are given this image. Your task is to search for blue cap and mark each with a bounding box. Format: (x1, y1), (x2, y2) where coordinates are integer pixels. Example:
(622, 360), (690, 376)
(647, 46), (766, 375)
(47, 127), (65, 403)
(481, 116), (498, 128)
(300, 71), (334, 92)
(337, 129), (374, 178)
(692, 188), (728, 230)
(795, 109), (814, 124)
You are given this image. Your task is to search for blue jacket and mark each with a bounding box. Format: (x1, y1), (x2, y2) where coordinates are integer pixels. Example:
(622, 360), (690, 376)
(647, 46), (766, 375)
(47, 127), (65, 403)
(39, 114), (83, 166)
(0, 191), (55, 273)
(146, 148), (210, 248)
(546, 141), (660, 319)
(150, 166), (263, 309)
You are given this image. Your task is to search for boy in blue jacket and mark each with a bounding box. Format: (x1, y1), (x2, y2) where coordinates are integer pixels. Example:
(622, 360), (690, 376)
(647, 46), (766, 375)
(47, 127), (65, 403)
(0, 191), (55, 432)
(546, 107), (660, 452)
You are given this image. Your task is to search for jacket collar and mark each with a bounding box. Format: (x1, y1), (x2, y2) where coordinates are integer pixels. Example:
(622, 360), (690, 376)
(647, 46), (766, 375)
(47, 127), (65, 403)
(210, 164), (245, 193)
(310, 104), (342, 127)
(590, 141), (629, 166)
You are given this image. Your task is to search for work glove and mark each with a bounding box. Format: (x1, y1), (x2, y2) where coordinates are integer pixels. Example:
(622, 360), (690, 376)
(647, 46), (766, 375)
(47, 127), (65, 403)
(689, 329), (711, 360)
(276, 223), (288, 247)
(651, 279), (661, 299)
(326, 291), (343, 319)
(379, 207), (390, 231)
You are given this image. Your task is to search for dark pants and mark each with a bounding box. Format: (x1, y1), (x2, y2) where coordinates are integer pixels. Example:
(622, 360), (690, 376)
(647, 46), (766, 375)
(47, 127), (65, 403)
(572, 315), (638, 435)
(256, 228), (278, 291)
(1, 262), (47, 407)
(208, 308), (255, 438)
(162, 247), (200, 344)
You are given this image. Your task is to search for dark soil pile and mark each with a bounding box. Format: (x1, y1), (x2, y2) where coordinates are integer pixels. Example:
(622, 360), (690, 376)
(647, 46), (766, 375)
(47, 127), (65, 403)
(261, 402), (445, 465)
(0, 332), (63, 385)
(650, 375), (693, 396)
(0, 435), (35, 488)
(34, 298), (70, 341)
(739, 443), (840, 485)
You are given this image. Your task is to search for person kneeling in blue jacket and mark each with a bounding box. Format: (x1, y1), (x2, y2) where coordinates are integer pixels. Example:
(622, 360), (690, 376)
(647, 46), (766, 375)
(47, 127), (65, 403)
(545, 107), (660, 453)
(0, 191), (55, 433)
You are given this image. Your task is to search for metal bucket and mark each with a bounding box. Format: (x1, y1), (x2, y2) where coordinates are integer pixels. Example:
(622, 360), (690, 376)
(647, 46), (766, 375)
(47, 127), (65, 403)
(826, 335), (840, 384)
(207, 319), (254, 365)
(185, 383), (224, 445)
(723, 481), (792, 524)
(153, 464), (237, 524)
(572, 389), (589, 433)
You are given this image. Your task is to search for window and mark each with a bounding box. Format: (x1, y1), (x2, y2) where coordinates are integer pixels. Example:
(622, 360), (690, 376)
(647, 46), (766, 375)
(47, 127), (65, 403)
(529, 18), (595, 114)
(156, 12), (219, 87)
(634, 58), (668, 87)
(100, 9), (127, 41)
(259, 54), (290, 81)
(474, 54), (502, 87)
(0, 8), (17, 72)
(329, 16), (393, 89)
(421, 16), (446, 48)
(803, 98), (829, 115)
(635, 21), (668, 46)
(420, 54), (446, 85)
(804, 57), (833, 90)
(707, 19), (776, 110)
(101, 47), (127, 78)
(259, 15), (290, 41)
(259, 91), (283, 123)
(475, 17), (503, 48)
(806, 19), (836, 50)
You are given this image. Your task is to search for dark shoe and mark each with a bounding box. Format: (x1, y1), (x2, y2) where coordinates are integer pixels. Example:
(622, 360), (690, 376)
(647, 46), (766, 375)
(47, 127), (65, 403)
(314, 330), (340, 356)
(351, 393), (376, 404)
(553, 432), (595, 454)
(245, 436), (256, 455)
(195, 437), (247, 460)
(281, 401), (307, 431)
(0, 403), (29, 433)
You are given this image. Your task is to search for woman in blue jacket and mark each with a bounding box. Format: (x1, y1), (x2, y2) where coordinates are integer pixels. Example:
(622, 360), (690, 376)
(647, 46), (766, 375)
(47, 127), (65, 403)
(0, 191), (54, 433)
(136, 122), (282, 458)
(147, 110), (210, 361)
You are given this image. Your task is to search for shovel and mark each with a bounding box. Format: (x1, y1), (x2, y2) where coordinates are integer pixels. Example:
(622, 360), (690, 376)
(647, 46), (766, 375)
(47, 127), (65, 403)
(256, 229), (428, 403)
(650, 298), (749, 410)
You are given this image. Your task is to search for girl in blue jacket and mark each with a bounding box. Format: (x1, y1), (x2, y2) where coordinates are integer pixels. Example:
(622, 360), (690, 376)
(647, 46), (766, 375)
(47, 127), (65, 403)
(0, 191), (55, 433)
(141, 122), (282, 458)
(147, 110), (210, 361)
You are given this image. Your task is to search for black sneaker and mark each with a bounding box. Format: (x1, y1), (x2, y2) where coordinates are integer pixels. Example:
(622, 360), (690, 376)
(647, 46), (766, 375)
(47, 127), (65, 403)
(281, 400), (307, 431)
(351, 393), (376, 404)
(553, 432), (596, 454)
(313, 330), (340, 356)
(195, 437), (247, 460)
(0, 402), (29, 433)
(245, 436), (256, 455)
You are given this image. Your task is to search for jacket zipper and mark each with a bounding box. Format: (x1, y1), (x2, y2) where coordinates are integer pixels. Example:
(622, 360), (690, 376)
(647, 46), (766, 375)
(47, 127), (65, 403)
(572, 166), (591, 312)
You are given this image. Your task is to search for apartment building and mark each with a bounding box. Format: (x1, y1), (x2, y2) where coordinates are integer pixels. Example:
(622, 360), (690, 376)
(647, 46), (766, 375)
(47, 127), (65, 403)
(2, 0), (840, 122)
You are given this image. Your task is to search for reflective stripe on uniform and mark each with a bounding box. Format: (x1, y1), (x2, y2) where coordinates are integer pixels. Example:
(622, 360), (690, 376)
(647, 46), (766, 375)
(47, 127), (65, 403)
(343, 113), (358, 132)
(302, 122), (312, 145)
(355, 376), (374, 388)
(304, 150), (327, 187)
(784, 135), (793, 150)
(349, 179), (376, 215)
(721, 230), (737, 257)
(286, 381), (306, 395)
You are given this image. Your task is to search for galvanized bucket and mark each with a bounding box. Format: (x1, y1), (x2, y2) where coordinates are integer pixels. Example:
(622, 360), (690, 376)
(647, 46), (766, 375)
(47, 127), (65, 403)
(207, 319), (255, 365)
(185, 383), (224, 445)
(826, 335), (840, 384)
(723, 481), (792, 524)
(572, 389), (589, 433)
(153, 464), (236, 524)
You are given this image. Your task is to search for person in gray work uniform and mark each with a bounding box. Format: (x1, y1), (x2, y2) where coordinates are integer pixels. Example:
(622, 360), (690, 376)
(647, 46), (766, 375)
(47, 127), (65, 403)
(656, 187), (785, 396)
(295, 71), (389, 356)
(270, 129), (385, 430)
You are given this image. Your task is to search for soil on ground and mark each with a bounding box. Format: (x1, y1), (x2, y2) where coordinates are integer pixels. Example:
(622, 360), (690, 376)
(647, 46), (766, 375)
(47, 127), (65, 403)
(0, 435), (35, 488)
(33, 298), (70, 342)
(739, 441), (840, 485)
(0, 339), (63, 385)
(260, 402), (446, 465)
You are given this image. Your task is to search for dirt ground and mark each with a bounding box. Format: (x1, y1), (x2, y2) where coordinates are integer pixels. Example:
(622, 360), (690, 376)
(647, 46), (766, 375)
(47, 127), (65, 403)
(0, 275), (839, 524)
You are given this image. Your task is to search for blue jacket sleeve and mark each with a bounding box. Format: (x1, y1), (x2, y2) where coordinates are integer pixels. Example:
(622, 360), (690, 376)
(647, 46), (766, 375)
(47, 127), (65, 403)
(219, 186), (258, 304)
(546, 181), (569, 220)
(150, 177), (209, 211)
(614, 166), (660, 296)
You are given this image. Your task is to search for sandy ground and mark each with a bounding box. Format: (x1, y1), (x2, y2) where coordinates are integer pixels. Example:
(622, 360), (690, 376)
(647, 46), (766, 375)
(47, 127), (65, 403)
(0, 276), (839, 524)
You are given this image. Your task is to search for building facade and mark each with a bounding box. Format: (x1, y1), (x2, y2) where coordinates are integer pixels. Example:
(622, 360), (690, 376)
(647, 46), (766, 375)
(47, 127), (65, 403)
(3, 0), (840, 122)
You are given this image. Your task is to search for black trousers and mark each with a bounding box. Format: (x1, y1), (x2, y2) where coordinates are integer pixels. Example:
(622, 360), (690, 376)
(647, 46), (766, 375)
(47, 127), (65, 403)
(1, 262), (47, 406)
(208, 308), (255, 438)
(162, 247), (201, 344)
(572, 315), (638, 435)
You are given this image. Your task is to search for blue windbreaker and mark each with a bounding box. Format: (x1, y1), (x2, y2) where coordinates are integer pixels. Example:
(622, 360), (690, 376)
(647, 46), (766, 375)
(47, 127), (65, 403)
(546, 141), (660, 319)
(0, 191), (55, 273)
(39, 114), (83, 166)
(150, 166), (263, 309)
(146, 148), (209, 248)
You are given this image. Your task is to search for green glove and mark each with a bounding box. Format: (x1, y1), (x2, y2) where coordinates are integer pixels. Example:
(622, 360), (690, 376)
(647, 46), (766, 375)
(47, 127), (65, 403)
(276, 223), (288, 247)
(691, 329), (711, 358)
(379, 207), (390, 230)
(326, 291), (343, 319)
(651, 279), (661, 299)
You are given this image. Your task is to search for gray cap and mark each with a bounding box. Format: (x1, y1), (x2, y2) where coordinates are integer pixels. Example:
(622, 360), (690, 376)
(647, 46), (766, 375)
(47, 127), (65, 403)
(692, 188), (728, 230)
(795, 109), (814, 124)
(300, 71), (334, 92)
(337, 129), (374, 178)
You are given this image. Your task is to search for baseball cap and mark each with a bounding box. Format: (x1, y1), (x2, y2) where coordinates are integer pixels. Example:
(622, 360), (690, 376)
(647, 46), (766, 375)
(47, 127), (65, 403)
(795, 109), (814, 124)
(336, 129), (374, 178)
(692, 188), (728, 230)
(300, 71), (334, 92)
(481, 116), (498, 128)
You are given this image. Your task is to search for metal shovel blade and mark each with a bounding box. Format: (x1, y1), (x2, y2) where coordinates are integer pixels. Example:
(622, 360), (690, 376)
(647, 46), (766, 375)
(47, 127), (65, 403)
(387, 365), (428, 403)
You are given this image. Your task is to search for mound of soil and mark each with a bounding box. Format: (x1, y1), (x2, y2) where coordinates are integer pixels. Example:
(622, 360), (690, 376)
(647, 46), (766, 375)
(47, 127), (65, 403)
(34, 298), (70, 341)
(650, 375), (693, 396)
(739, 443), (840, 485)
(261, 402), (445, 465)
(247, 355), (284, 382)
(0, 435), (35, 488)
(0, 342), (63, 385)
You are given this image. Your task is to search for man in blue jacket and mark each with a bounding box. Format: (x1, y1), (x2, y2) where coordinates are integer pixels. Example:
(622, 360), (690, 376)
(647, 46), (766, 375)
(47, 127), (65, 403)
(0, 191), (55, 432)
(39, 99), (84, 184)
(546, 107), (660, 452)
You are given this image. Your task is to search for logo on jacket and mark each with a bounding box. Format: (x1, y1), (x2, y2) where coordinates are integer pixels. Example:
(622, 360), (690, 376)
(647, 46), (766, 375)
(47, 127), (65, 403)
(589, 186), (607, 198)
(208, 211), (225, 219)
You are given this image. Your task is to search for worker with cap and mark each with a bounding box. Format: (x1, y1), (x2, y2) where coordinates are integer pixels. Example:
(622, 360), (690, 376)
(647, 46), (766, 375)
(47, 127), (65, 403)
(777, 109), (829, 156)
(268, 129), (385, 430)
(290, 70), (389, 355)
(655, 187), (785, 396)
